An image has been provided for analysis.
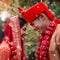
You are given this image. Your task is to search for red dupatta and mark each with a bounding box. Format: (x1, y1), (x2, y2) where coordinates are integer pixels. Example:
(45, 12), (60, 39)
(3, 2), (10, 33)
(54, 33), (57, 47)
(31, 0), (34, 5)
(4, 16), (27, 60)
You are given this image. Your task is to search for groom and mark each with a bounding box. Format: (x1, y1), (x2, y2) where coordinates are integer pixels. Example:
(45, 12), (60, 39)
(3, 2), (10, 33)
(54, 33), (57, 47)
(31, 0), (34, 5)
(18, 2), (60, 60)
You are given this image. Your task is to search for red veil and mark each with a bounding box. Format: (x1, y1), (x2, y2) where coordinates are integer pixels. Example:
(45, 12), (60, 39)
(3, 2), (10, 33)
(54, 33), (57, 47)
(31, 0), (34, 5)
(4, 16), (27, 60)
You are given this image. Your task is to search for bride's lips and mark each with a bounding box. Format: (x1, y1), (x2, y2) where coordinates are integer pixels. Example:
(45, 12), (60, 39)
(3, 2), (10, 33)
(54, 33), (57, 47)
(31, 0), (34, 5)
(22, 34), (27, 38)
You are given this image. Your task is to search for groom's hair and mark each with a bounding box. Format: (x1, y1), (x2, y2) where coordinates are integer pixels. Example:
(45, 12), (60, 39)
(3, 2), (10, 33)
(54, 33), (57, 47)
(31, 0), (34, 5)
(19, 17), (27, 28)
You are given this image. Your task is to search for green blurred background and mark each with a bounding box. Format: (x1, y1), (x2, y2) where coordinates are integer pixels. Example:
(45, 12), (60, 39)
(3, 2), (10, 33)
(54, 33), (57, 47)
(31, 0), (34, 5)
(0, 0), (60, 60)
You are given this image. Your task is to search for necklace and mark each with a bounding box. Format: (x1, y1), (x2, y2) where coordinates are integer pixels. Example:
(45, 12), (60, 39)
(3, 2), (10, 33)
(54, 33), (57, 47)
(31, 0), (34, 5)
(36, 21), (58, 60)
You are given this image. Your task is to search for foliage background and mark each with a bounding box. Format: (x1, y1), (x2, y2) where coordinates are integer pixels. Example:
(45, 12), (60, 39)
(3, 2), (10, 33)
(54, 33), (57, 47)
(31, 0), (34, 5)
(0, 0), (60, 60)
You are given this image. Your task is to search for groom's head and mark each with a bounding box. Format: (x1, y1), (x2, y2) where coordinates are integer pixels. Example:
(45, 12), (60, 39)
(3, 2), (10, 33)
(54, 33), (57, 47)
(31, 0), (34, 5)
(30, 13), (51, 32)
(18, 2), (55, 33)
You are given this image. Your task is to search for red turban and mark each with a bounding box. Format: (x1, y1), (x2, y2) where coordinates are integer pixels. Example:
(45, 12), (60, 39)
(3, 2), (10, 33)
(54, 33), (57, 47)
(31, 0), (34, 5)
(18, 2), (55, 22)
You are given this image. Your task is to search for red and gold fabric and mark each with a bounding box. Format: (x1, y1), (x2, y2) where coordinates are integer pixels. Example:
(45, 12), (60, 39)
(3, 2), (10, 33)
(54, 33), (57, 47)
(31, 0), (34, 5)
(2, 16), (27, 60)
(0, 40), (10, 60)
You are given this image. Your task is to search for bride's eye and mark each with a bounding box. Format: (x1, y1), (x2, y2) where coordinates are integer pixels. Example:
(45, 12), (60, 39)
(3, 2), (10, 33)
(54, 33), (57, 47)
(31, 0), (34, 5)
(23, 28), (26, 31)
(30, 23), (34, 26)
